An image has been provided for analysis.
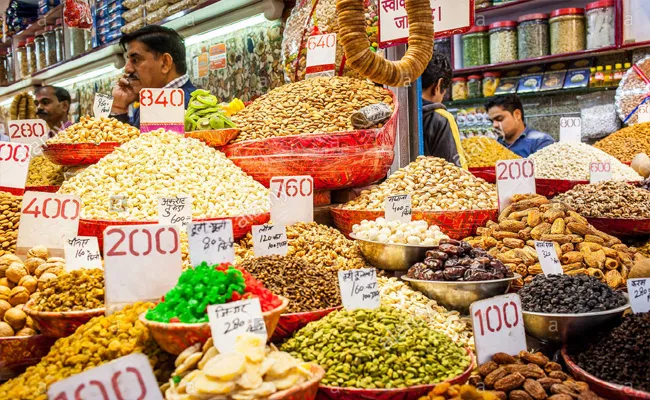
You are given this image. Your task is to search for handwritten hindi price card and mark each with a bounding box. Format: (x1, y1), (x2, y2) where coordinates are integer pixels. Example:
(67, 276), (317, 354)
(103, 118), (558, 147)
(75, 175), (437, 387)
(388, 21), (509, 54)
(252, 224), (288, 257)
(589, 161), (612, 184)
(93, 94), (114, 118)
(158, 195), (192, 229)
(188, 220), (234, 267)
(338, 268), (380, 310)
(384, 194), (412, 222)
(305, 33), (336, 78)
(139, 88), (185, 134)
(207, 298), (267, 353)
(470, 293), (526, 365)
(638, 104), (650, 124)
(628, 278), (650, 314)
(63, 236), (102, 271)
(559, 117), (582, 143)
(7, 119), (48, 155)
(534, 241), (563, 276)
(48, 353), (163, 400)
(0, 142), (30, 193)
(270, 176), (314, 226)
(496, 159), (536, 212)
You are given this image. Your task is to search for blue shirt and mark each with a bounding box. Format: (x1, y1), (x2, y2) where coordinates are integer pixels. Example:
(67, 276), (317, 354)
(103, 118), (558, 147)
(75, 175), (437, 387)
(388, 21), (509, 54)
(498, 127), (555, 158)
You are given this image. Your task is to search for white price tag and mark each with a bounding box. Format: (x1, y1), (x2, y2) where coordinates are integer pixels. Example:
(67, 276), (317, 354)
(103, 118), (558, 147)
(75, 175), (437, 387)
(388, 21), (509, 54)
(16, 192), (81, 257)
(384, 194), (412, 222)
(93, 93), (114, 118)
(103, 224), (182, 305)
(270, 176), (314, 226)
(207, 298), (267, 353)
(559, 117), (582, 143)
(0, 142), (30, 192)
(638, 104), (650, 123)
(63, 236), (102, 271)
(188, 220), (234, 267)
(48, 353), (162, 400)
(251, 224), (288, 257)
(589, 161), (612, 184)
(7, 119), (48, 155)
(338, 268), (380, 310)
(628, 278), (650, 313)
(470, 293), (527, 366)
(534, 241), (563, 275)
(496, 159), (536, 212)
(158, 195), (192, 229)
(139, 88), (185, 134)
(305, 33), (336, 78)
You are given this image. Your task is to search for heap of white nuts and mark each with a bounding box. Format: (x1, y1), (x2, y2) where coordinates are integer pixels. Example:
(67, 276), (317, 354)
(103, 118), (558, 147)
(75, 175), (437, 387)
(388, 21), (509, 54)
(352, 218), (449, 245)
(530, 142), (643, 181)
(58, 130), (269, 220)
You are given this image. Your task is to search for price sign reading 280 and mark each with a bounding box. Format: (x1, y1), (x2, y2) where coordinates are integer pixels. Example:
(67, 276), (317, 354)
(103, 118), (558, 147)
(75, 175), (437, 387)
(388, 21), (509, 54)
(8, 119), (48, 154)
(495, 159), (536, 212)
(270, 176), (314, 226)
(139, 88), (185, 134)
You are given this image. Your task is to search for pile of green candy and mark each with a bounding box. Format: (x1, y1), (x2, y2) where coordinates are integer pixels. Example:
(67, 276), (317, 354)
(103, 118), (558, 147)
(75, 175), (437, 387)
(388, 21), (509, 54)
(184, 89), (236, 132)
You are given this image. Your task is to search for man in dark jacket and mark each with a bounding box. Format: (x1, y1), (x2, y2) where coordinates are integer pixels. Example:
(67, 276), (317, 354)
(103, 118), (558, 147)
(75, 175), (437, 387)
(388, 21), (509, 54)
(110, 26), (196, 128)
(421, 54), (466, 168)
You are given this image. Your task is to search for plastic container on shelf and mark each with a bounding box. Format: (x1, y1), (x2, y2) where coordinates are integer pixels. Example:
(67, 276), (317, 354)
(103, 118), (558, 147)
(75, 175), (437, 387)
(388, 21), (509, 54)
(483, 72), (500, 97)
(604, 65), (613, 86)
(0, 51), (8, 85)
(452, 77), (468, 101)
(16, 42), (28, 80)
(55, 19), (64, 63)
(25, 37), (36, 76)
(69, 27), (86, 58)
(462, 25), (489, 67)
(517, 13), (549, 59)
(550, 8), (586, 55)
(489, 21), (518, 64)
(613, 63), (623, 85)
(586, 0), (615, 50)
(34, 31), (46, 71)
(595, 65), (605, 87)
(467, 74), (482, 99)
(43, 26), (57, 66)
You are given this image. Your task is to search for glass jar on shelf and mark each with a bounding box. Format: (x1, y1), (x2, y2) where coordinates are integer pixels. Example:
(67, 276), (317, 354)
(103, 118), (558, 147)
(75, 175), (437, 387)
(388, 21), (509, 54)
(452, 77), (468, 101)
(6, 51), (13, 83)
(55, 19), (64, 62)
(16, 41), (28, 79)
(35, 31), (47, 72)
(483, 72), (501, 97)
(467, 75), (482, 99)
(462, 26), (489, 67)
(0, 51), (8, 85)
(26, 37), (36, 76)
(489, 21), (518, 64)
(84, 29), (93, 52)
(586, 0), (615, 50)
(549, 8), (585, 55)
(69, 27), (86, 58)
(517, 13), (549, 60)
(44, 26), (57, 66)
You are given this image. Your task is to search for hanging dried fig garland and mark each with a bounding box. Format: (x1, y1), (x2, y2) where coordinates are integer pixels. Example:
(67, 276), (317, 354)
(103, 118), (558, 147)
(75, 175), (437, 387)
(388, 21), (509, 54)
(336, 0), (434, 86)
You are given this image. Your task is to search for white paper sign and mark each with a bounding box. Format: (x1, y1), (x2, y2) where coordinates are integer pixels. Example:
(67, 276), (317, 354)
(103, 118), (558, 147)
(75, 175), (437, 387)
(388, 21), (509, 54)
(0, 142), (30, 191)
(496, 159), (536, 212)
(93, 93), (114, 118)
(470, 293), (527, 365)
(16, 192), (81, 257)
(63, 236), (102, 271)
(7, 119), (48, 155)
(378, 0), (472, 47)
(589, 161), (612, 184)
(384, 194), (412, 222)
(628, 278), (650, 313)
(48, 353), (162, 400)
(207, 298), (267, 353)
(638, 104), (650, 123)
(338, 268), (380, 310)
(188, 220), (234, 267)
(534, 241), (563, 275)
(103, 224), (181, 305)
(305, 33), (336, 78)
(251, 224), (288, 257)
(139, 88), (185, 134)
(158, 196), (192, 229)
(270, 176), (314, 226)
(559, 117), (582, 143)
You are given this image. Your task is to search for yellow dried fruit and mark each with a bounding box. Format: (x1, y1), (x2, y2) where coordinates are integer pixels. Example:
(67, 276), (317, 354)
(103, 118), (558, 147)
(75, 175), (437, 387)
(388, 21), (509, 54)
(32, 269), (104, 312)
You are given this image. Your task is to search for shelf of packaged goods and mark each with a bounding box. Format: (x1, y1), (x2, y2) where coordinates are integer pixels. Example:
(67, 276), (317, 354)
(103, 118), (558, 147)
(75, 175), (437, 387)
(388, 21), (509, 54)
(10, 4), (64, 42)
(444, 86), (617, 107)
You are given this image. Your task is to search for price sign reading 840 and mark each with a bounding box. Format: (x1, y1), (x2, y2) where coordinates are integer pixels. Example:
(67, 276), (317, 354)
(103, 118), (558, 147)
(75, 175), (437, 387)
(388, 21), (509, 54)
(8, 119), (48, 154)
(139, 88), (185, 134)
(495, 159), (536, 212)
(270, 176), (313, 226)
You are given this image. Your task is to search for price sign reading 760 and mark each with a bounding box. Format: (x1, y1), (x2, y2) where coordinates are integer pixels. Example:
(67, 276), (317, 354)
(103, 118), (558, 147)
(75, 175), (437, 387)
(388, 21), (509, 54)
(270, 176), (313, 226)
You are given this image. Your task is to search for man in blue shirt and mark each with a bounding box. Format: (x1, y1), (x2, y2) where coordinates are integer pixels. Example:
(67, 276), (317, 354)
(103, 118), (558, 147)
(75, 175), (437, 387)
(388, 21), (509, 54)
(486, 94), (554, 158)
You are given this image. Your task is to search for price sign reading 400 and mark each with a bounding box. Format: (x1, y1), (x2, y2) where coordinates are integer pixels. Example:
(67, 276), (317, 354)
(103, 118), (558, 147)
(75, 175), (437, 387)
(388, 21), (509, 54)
(139, 88), (185, 134)
(495, 159), (536, 212)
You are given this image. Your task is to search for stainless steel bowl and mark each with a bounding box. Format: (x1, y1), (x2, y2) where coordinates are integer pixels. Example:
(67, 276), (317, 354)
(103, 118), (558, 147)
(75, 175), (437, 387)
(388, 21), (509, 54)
(522, 299), (630, 343)
(401, 274), (521, 314)
(351, 234), (438, 271)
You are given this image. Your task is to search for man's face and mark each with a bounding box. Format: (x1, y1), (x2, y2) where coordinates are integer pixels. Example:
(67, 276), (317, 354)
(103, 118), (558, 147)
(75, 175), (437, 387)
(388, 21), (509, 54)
(35, 88), (67, 127)
(123, 41), (167, 92)
(488, 106), (520, 141)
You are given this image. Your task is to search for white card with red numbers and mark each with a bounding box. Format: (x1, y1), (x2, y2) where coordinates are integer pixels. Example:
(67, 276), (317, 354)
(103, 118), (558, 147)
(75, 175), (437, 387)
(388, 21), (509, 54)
(188, 220), (234, 267)
(270, 176), (314, 226)
(534, 241), (563, 276)
(16, 192), (81, 257)
(252, 224), (288, 257)
(628, 278), (650, 313)
(63, 236), (102, 271)
(0, 142), (30, 192)
(496, 159), (536, 212)
(103, 224), (182, 305)
(93, 93), (114, 118)
(470, 293), (526, 365)
(638, 104), (650, 123)
(589, 161), (612, 184)
(207, 298), (267, 353)
(139, 88), (185, 134)
(7, 119), (48, 154)
(338, 268), (380, 310)
(48, 353), (162, 400)
(305, 33), (336, 78)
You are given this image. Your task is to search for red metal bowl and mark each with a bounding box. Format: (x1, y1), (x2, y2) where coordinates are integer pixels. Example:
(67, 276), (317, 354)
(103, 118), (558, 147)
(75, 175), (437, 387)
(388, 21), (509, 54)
(586, 217), (650, 237)
(562, 347), (650, 400)
(42, 142), (122, 166)
(25, 185), (60, 193)
(185, 128), (240, 147)
(23, 299), (105, 338)
(0, 187), (24, 196)
(0, 335), (57, 381)
(330, 208), (498, 240)
(535, 178), (589, 198)
(316, 348), (475, 400)
(469, 167), (496, 183)
(271, 306), (342, 343)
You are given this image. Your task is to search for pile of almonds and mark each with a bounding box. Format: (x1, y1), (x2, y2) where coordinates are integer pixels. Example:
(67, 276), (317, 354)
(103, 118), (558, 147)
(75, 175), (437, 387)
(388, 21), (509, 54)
(0, 191), (21, 257)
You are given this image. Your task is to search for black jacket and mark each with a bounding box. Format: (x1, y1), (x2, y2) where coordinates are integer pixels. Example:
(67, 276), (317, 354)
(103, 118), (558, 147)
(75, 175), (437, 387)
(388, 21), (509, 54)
(422, 100), (460, 166)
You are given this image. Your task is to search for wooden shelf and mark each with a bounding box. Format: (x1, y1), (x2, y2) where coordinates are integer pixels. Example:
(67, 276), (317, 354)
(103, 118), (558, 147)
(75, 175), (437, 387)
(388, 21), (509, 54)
(444, 86), (617, 108)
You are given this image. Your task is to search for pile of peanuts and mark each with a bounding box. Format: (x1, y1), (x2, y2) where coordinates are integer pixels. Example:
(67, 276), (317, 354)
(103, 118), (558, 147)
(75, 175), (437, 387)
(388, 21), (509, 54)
(47, 116), (140, 144)
(594, 122), (650, 163)
(0, 192), (21, 257)
(58, 130), (269, 220)
(342, 157), (497, 211)
(26, 156), (68, 186)
(462, 136), (520, 168)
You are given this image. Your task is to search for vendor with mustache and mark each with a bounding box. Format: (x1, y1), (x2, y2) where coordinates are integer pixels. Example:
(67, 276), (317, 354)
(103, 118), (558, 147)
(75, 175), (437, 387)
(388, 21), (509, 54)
(110, 25), (196, 128)
(34, 86), (72, 137)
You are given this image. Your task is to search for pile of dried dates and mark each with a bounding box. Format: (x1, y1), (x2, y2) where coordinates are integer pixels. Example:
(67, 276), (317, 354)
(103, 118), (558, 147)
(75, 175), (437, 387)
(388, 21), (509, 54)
(407, 239), (514, 281)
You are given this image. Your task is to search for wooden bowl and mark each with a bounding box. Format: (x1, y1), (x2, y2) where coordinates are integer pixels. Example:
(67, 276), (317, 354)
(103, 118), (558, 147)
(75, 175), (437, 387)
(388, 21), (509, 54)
(141, 296), (289, 355)
(269, 363), (325, 400)
(0, 335), (57, 380)
(271, 306), (341, 343)
(23, 299), (105, 338)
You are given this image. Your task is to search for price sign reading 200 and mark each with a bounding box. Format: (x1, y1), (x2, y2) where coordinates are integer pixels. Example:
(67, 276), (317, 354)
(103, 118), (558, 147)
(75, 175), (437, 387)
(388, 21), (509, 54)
(105, 226), (179, 257)
(139, 88), (183, 108)
(497, 159), (534, 181)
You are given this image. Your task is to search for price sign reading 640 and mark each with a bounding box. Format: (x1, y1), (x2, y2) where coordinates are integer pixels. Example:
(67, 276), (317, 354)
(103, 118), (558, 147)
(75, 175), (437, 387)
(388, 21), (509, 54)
(305, 33), (336, 78)
(496, 159), (536, 212)
(139, 88), (185, 134)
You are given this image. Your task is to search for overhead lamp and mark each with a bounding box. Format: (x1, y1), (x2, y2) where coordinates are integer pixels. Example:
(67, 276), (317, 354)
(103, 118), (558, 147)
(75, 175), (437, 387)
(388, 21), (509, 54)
(49, 65), (119, 88)
(184, 13), (268, 47)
